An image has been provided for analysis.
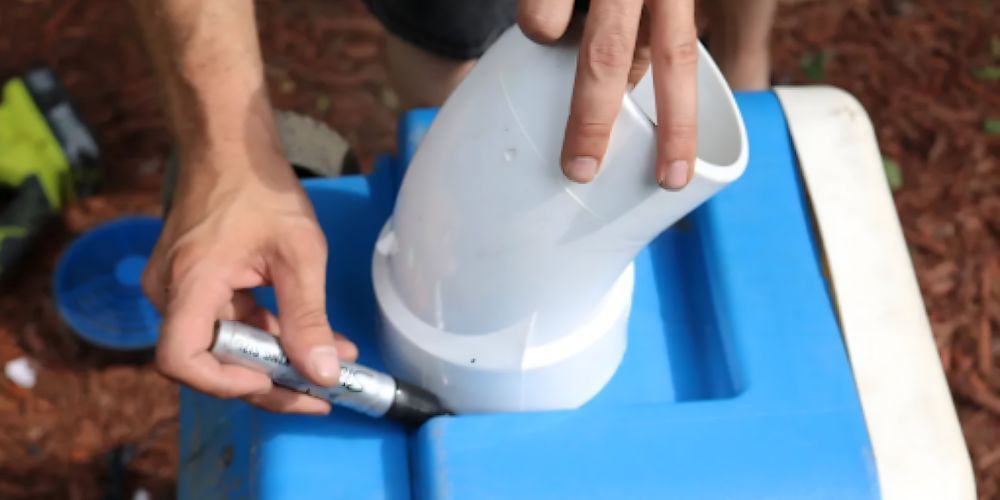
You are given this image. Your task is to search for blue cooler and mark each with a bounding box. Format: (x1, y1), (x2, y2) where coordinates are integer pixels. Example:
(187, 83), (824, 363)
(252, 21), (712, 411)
(177, 91), (972, 499)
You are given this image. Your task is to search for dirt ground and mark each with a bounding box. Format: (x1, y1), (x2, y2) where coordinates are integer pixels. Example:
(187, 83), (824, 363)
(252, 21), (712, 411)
(0, 0), (996, 498)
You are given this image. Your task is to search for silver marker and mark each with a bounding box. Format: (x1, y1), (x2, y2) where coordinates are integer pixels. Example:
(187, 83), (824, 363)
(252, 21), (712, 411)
(211, 320), (451, 426)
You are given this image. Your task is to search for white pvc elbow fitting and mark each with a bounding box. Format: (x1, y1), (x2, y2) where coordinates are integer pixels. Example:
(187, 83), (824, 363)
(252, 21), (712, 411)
(372, 26), (748, 413)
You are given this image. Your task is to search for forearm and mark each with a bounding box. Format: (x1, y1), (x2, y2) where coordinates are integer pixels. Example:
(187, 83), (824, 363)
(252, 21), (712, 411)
(130, 0), (284, 186)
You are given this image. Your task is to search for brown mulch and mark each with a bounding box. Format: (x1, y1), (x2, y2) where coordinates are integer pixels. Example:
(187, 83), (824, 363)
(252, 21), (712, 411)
(0, 0), (996, 498)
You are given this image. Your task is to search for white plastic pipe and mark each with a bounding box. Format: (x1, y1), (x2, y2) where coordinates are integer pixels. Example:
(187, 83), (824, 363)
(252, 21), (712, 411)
(372, 26), (748, 413)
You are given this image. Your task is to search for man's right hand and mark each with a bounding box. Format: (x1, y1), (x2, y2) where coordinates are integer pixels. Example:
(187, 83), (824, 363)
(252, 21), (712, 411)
(141, 149), (357, 414)
(129, 0), (357, 414)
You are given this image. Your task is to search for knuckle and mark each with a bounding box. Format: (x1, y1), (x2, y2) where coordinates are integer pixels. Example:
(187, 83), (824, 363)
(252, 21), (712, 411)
(286, 225), (328, 263)
(302, 232), (328, 260)
(154, 344), (183, 381)
(243, 394), (276, 411)
(286, 306), (330, 334)
(517, 6), (565, 43)
(568, 117), (614, 143)
(212, 385), (246, 400)
(663, 121), (698, 142)
(165, 244), (205, 284)
(337, 341), (359, 362)
(586, 30), (633, 73)
(656, 39), (698, 69)
(159, 358), (242, 399)
(140, 265), (158, 300)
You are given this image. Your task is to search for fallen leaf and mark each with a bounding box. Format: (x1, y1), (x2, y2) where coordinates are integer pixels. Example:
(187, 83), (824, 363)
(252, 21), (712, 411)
(972, 66), (1000, 81)
(983, 118), (1000, 135)
(315, 95), (332, 114)
(882, 156), (904, 191)
(800, 51), (831, 81)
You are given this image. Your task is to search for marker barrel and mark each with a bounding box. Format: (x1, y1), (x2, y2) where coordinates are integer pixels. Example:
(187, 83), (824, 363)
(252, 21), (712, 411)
(211, 320), (396, 418)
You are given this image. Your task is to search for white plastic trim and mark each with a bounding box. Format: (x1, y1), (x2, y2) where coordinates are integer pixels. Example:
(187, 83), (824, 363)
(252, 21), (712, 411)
(774, 85), (976, 500)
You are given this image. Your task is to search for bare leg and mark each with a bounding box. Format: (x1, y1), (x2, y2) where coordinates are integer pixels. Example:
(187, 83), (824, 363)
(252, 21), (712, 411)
(384, 34), (476, 109)
(703, 0), (778, 90)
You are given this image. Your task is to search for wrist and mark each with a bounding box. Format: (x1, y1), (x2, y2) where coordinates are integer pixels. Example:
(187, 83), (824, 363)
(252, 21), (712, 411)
(175, 146), (296, 199)
(172, 99), (295, 194)
(170, 82), (283, 159)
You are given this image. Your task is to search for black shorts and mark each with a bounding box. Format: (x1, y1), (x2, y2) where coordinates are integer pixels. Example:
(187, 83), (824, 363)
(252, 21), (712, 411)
(363, 0), (518, 60)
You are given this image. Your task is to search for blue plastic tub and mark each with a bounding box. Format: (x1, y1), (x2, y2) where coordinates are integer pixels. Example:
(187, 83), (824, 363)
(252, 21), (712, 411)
(53, 216), (163, 350)
(179, 92), (879, 499)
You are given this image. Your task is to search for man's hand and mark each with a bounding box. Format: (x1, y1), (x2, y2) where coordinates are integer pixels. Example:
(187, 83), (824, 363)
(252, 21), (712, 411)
(517, 0), (698, 190)
(143, 151), (358, 414)
(129, 0), (356, 414)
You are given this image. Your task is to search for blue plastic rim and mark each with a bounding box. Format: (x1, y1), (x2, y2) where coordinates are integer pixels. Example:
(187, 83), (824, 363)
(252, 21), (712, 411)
(53, 215), (164, 350)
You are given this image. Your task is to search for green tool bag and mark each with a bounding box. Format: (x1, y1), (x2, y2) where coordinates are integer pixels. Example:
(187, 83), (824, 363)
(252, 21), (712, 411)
(0, 66), (101, 279)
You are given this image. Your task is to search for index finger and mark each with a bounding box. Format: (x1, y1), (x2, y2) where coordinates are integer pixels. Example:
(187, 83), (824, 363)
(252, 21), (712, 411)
(647, 0), (698, 190)
(157, 267), (272, 398)
(270, 228), (345, 388)
(561, 0), (644, 183)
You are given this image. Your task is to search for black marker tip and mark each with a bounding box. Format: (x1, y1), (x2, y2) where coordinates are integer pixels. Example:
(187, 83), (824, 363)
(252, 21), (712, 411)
(385, 379), (453, 427)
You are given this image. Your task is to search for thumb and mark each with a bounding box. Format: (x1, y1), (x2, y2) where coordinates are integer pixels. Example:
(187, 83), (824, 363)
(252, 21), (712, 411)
(270, 233), (341, 387)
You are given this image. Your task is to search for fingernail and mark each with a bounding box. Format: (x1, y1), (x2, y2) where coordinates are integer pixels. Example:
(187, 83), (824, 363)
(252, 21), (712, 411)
(659, 160), (690, 190)
(566, 156), (598, 183)
(309, 346), (340, 383)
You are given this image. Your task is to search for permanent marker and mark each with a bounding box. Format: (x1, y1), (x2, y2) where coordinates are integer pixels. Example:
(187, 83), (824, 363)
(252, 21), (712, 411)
(210, 319), (451, 427)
